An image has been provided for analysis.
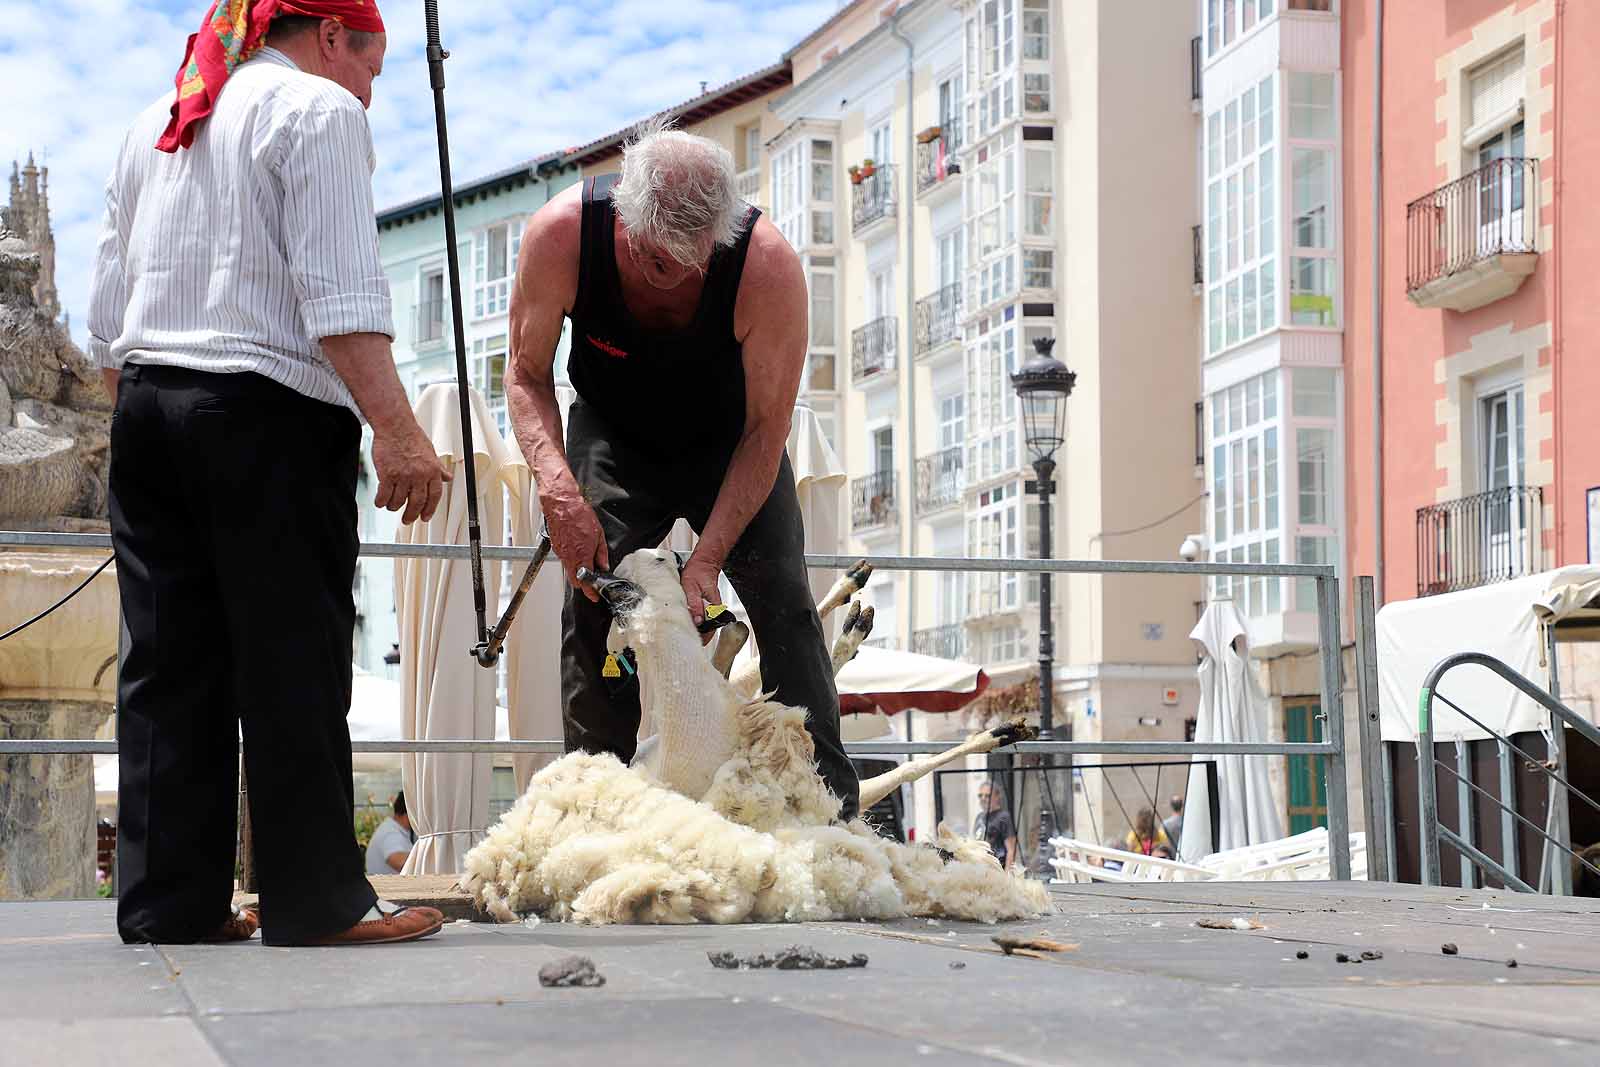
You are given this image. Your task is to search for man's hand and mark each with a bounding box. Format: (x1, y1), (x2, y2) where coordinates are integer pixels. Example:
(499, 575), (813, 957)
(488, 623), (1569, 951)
(543, 483), (609, 602)
(680, 553), (724, 643)
(371, 423), (451, 525)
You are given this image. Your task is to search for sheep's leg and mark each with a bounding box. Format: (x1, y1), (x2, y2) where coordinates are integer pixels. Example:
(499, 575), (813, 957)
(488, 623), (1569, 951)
(829, 601), (874, 674)
(711, 620), (750, 679)
(856, 719), (1038, 811)
(816, 560), (873, 619)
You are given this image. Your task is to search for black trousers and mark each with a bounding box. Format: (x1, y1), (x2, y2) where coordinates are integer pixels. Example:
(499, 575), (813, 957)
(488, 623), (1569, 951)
(110, 364), (375, 946)
(560, 401), (859, 819)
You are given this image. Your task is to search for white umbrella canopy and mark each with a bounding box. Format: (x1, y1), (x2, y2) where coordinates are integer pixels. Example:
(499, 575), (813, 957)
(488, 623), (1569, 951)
(395, 384), (552, 874)
(835, 645), (990, 716)
(1179, 600), (1284, 861)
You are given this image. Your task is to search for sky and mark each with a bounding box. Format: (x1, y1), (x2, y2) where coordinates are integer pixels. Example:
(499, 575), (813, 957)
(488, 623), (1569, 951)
(0, 0), (837, 345)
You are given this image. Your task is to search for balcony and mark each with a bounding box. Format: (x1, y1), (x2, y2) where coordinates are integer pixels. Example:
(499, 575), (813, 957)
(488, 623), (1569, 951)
(1406, 157), (1539, 312)
(850, 164), (897, 234)
(915, 132), (960, 197)
(913, 285), (962, 358)
(1191, 223), (1203, 288)
(912, 624), (964, 660)
(412, 300), (449, 349)
(851, 470), (898, 531)
(1190, 35), (1201, 106)
(735, 166), (760, 206)
(1416, 485), (1543, 597)
(851, 316), (897, 383)
(915, 446), (963, 513)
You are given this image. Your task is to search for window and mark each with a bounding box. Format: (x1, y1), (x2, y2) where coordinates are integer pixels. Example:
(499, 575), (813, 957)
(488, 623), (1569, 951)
(1023, 249), (1053, 290)
(872, 425), (895, 475)
(473, 220), (521, 319)
(1207, 370), (1283, 616)
(472, 334), (509, 437)
(938, 73), (965, 152)
(810, 139), (835, 245)
(1290, 257), (1335, 326)
(968, 482), (1020, 614)
(1469, 48), (1524, 133)
(771, 141), (802, 248)
(417, 269), (445, 343)
(937, 229), (964, 291)
(939, 392), (966, 449)
(1481, 386), (1526, 491)
(1206, 75), (1277, 354)
(1289, 72), (1335, 140)
(807, 263), (836, 392)
(966, 130), (1017, 310)
(743, 125), (761, 172)
(1297, 427), (1332, 525)
(869, 121), (893, 167)
(1022, 0), (1049, 61)
(869, 267), (894, 322)
(1024, 146), (1052, 236)
(1023, 73), (1050, 114)
(965, 312), (1020, 484)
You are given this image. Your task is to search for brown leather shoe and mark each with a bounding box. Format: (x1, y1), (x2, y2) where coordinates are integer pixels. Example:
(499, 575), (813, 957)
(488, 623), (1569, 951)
(201, 906), (260, 943)
(300, 905), (446, 947)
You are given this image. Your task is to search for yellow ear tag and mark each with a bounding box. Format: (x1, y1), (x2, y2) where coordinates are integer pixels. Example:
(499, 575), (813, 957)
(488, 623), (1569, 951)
(602, 654), (622, 678)
(705, 604), (727, 618)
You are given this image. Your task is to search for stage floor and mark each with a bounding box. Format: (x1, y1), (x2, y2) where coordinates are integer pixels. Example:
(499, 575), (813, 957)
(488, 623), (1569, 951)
(3, 879), (1597, 1066)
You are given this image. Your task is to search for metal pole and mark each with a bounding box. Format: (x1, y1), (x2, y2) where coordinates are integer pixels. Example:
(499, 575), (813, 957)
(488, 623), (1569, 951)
(423, 0), (492, 665)
(1352, 576), (1391, 880)
(1454, 736), (1475, 888)
(1033, 457), (1058, 857)
(1547, 625), (1573, 895)
(1317, 574), (1352, 880)
(1497, 737), (1520, 887)
(1418, 683), (1443, 886)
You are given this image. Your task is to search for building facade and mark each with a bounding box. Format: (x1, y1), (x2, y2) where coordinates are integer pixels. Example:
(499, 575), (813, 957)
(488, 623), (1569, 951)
(1342, 0), (1600, 607)
(356, 156), (583, 677)
(5, 155), (61, 323)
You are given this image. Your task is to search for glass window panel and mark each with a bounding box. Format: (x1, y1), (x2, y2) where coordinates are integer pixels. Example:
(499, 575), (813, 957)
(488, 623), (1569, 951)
(1242, 270), (1257, 338)
(1207, 183), (1222, 279)
(1024, 73), (1050, 113)
(811, 210), (833, 245)
(1263, 369), (1279, 419)
(1208, 285), (1223, 353)
(1264, 426), (1279, 529)
(1259, 258), (1276, 331)
(1226, 278), (1240, 345)
(1023, 0), (1049, 60)
(1231, 440), (1246, 536)
(1289, 72), (1336, 140)
(1290, 257), (1335, 325)
(1292, 148), (1332, 249)
(1226, 175), (1239, 270)
(1259, 147), (1275, 259)
(1242, 162), (1256, 263)
(1246, 372), (1262, 426)
(1265, 537), (1281, 612)
(1294, 535), (1332, 613)
(1292, 367), (1337, 417)
(1297, 427), (1333, 525)
(1214, 445), (1227, 540)
(1229, 382), (1244, 432)
(1247, 436), (1261, 532)
(1241, 88), (1257, 156)
(809, 271), (834, 348)
(1225, 101), (1239, 166)
(1258, 74), (1274, 147)
(1208, 113), (1222, 177)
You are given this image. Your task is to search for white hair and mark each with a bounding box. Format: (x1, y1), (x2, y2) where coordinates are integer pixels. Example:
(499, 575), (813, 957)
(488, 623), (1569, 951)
(613, 116), (745, 268)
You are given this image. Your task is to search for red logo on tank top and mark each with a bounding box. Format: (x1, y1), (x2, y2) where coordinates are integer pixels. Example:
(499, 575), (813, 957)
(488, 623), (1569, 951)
(587, 334), (629, 359)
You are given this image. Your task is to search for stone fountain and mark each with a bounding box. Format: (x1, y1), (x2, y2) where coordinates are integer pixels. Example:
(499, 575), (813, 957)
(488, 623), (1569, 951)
(0, 193), (119, 899)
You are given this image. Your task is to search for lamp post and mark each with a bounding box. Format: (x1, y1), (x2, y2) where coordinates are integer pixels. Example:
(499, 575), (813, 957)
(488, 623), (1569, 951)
(1011, 335), (1076, 856)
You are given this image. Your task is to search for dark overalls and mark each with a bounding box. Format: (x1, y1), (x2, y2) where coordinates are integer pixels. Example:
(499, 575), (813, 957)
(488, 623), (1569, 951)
(560, 174), (858, 819)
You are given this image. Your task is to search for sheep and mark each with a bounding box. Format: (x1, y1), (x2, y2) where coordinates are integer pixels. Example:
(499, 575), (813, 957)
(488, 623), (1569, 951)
(459, 548), (1049, 926)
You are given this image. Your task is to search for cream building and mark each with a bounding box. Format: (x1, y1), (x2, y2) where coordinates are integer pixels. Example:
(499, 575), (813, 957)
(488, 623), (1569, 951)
(573, 0), (1206, 859)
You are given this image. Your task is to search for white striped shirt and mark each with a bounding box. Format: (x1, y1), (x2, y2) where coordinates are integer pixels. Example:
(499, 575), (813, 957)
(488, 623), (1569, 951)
(87, 47), (392, 416)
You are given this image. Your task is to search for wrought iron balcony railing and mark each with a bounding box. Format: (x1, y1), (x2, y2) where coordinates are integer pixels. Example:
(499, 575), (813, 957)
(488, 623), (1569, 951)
(1416, 485), (1543, 597)
(851, 164), (897, 232)
(916, 446), (963, 512)
(915, 135), (960, 194)
(851, 316), (897, 382)
(912, 623), (964, 661)
(412, 299), (448, 347)
(1192, 223), (1204, 286)
(851, 470), (898, 531)
(735, 167), (760, 205)
(913, 285), (962, 357)
(1406, 157), (1538, 293)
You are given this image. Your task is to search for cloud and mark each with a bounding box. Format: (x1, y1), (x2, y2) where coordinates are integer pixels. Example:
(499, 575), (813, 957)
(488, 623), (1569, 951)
(0, 0), (835, 346)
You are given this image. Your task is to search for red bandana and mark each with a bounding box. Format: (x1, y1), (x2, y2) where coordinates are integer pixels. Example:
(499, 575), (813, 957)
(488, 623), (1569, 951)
(156, 0), (386, 152)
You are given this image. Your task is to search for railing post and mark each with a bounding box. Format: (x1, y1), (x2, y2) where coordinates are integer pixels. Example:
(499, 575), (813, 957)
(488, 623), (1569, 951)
(1417, 684), (1443, 886)
(1316, 573), (1352, 880)
(1546, 624), (1573, 896)
(1353, 576), (1392, 881)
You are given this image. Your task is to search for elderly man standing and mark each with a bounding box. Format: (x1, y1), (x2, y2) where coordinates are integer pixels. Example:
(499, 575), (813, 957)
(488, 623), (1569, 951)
(89, 2), (446, 947)
(506, 122), (859, 819)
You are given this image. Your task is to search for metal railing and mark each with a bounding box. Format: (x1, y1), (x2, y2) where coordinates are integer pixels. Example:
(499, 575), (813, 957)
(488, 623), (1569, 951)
(1190, 35), (1202, 102)
(1415, 485), (1542, 596)
(1417, 651), (1600, 895)
(412, 299), (448, 346)
(912, 623), (964, 660)
(1406, 156), (1538, 293)
(915, 135), (959, 194)
(851, 316), (897, 382)
(851, 164), (896, 232)
(1192, 223), (1204, 286)
(851, 470), (897, 530)
(913, 285), (961, 356)
(0, 529), (1356, 882)
(915, 446), (963, 512)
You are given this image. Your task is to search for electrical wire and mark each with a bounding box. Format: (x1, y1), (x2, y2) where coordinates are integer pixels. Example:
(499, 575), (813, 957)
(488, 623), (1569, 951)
(1093, 492), (1208, 542)
(0, 555), (114, 643)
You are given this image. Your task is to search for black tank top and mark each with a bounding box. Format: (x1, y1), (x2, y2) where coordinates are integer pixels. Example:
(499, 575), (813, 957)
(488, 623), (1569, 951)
(568, 173), (759, 454)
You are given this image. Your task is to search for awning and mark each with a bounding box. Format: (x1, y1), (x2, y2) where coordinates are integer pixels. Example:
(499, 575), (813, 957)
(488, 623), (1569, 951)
(836, 644), (990, 715)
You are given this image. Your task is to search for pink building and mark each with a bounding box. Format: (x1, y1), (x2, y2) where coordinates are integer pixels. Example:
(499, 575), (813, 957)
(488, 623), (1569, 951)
(1343, 0), (1600, 605)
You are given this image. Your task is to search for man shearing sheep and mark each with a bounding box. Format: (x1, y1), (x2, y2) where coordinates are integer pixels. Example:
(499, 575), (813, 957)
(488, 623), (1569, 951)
(506, 121), (859, 819)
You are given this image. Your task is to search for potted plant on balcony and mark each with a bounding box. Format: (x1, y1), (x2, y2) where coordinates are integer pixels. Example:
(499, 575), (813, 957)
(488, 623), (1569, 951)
(848, 164), (863, 185)
(916, 125), (942, 144)
(861, 158), (876, 180)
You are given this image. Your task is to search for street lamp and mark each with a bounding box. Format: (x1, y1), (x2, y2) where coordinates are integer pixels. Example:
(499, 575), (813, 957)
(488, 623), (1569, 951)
(1011, 334), (1076, 857)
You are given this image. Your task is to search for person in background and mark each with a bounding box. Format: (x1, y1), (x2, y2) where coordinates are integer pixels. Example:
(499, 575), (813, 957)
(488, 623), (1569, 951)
(1163, 793), (1185, 843)
(366, 791), (415, 875)
(1123, 808), (1172, 856)
(974, 781), (1019, 870)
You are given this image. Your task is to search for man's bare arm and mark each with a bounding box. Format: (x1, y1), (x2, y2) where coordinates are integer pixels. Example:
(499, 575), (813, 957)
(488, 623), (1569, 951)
(321, 331), (449, 525)
(505, 188), (608, 594)
(681, 221), (808, 625)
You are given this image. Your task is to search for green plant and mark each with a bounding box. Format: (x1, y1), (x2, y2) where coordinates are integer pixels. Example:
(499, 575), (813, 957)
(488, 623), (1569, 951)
(353, 792), (385, 854)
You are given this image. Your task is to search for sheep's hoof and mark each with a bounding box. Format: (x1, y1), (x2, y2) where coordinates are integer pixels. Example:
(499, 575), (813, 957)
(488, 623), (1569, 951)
(846, 560), (873, 590)
(988, 718), (1038, 747)
(856, 604), (876, 639)
(841, 600), (863, 634)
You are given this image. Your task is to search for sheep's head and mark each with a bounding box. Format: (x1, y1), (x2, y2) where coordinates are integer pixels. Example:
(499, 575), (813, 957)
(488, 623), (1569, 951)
(585, 548), (694, 656)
